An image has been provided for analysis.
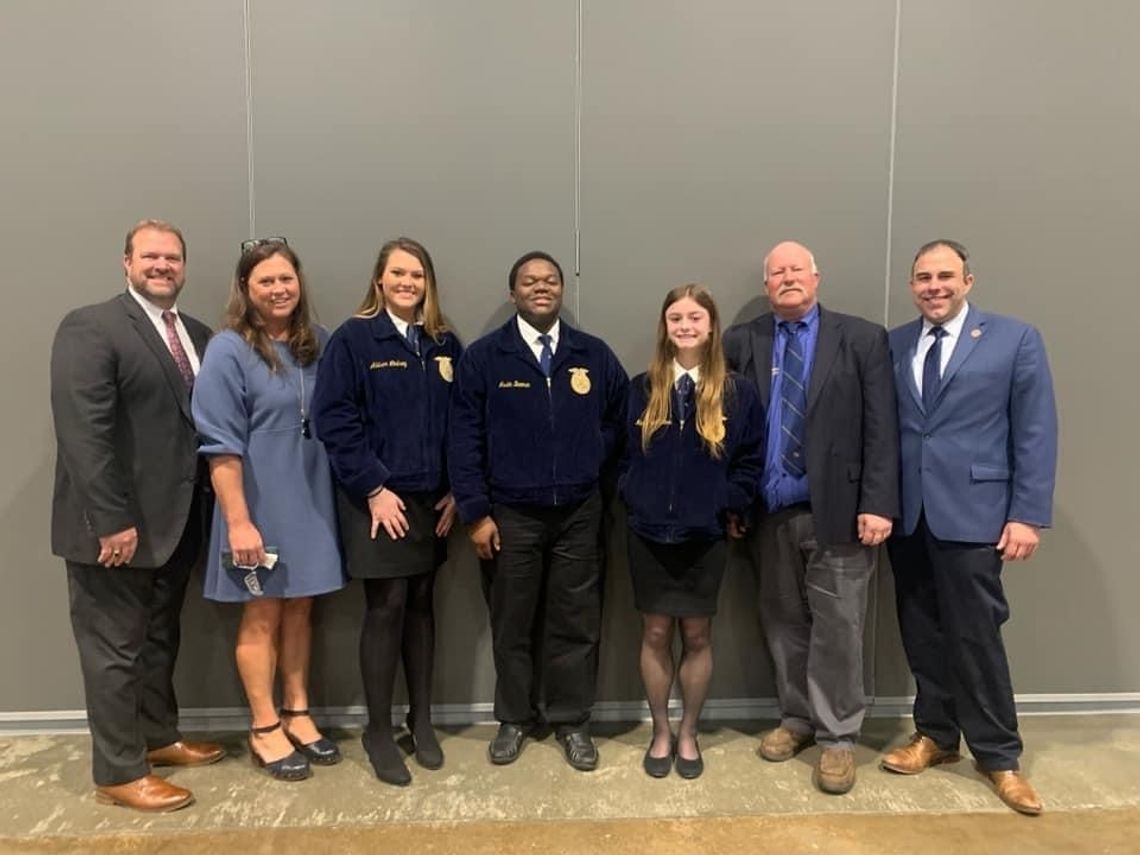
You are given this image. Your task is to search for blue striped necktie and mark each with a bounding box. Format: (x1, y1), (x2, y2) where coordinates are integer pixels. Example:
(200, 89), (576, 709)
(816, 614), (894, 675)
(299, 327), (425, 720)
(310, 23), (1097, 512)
(780, 321), (808, 477)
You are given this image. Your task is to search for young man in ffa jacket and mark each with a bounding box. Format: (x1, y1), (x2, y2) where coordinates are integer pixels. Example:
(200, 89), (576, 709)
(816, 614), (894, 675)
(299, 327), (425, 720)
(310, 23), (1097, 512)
(724, 240), (899, 795)
(449, 251), (628, 771)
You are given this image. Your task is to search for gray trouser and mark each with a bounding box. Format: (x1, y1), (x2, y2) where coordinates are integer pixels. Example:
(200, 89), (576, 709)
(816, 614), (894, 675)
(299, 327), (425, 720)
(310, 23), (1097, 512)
(756, 506), (875, 748)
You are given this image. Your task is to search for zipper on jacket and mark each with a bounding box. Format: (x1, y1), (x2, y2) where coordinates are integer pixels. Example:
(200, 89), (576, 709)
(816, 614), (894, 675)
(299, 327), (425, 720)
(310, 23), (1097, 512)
(547, 376), (558, 505)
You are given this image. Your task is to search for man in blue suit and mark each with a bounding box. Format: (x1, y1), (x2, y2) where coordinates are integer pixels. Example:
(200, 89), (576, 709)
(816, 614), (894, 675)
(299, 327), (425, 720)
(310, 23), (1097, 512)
(882, 239), (1057, 815)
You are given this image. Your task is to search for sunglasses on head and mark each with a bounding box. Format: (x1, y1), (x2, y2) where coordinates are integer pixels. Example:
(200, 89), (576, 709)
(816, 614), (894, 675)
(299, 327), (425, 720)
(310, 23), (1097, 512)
(240, 236), (288, 254)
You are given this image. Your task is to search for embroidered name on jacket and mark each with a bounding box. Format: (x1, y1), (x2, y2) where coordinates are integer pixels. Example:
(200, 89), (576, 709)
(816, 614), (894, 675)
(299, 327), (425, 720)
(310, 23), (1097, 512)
(498, 380), (532, 389)
(370, 360), (408, 370)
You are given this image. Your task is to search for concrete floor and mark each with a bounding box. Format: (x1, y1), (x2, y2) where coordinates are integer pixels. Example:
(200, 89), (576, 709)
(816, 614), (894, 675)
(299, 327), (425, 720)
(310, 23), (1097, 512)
(1, 715), (1137, 853)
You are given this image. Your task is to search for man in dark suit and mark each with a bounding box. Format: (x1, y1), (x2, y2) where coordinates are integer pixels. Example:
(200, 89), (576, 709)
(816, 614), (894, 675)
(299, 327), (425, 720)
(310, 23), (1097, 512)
(50, 220), (224, 812)
(724, 240), (898, 795)
(882, 240), (1057, 816)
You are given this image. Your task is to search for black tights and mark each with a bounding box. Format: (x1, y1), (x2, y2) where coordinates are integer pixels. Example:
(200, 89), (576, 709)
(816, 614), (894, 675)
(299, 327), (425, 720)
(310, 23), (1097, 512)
(360, 573), (436, 736)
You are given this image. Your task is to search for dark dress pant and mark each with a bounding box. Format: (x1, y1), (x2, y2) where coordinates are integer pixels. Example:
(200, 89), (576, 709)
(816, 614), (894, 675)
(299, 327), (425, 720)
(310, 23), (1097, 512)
(489, 491), (602, 732)
(66, 497), (203, 786)
(887, 512), (1022, 771)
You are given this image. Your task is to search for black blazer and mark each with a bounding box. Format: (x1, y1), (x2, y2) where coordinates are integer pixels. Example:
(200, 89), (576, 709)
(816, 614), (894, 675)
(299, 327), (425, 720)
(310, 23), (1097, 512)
(723, 304), (899, 546)
(50, 291), (212, 567)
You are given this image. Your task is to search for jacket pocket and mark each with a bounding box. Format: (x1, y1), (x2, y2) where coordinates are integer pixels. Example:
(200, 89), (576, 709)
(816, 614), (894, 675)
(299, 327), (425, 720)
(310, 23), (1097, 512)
(970, 463), (1010, 481)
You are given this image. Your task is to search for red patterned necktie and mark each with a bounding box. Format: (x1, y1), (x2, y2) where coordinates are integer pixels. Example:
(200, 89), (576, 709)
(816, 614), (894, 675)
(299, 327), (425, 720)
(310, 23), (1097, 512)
(161, 310), (195, 389)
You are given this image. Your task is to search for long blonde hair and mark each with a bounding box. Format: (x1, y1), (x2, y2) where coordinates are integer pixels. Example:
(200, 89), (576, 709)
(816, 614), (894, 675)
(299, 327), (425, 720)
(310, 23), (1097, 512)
(639, 284), (729, 458)
(356, 237), (449, 340)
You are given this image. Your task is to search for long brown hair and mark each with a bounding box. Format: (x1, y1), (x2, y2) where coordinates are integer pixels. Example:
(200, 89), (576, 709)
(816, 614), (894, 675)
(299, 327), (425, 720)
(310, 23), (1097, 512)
(639, 283), (729, 458)
(223, 243), (320, 370)
(356, 237), (448, 341)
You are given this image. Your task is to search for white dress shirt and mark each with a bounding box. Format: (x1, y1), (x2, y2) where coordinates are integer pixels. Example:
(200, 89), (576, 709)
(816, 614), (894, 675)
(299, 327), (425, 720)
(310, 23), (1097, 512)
(911, 301), (970, 395)
(517, 315), (561, 366)
(386, 308), (421, 340)
(126, 285), (201, 374)
(672, 360), (700, 386)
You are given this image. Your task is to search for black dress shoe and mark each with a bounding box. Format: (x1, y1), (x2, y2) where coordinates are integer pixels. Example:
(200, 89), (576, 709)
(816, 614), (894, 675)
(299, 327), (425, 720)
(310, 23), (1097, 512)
(248, 722), (311, 782)
(489, 723), (528, 765)
(558, 729), (599, 772)
(362, 730), (411, 786)
(406, 715), (444, 770)
(280, 708), (342, 766)
(674, 737), (704, 780)
(642, 738), (673, 779)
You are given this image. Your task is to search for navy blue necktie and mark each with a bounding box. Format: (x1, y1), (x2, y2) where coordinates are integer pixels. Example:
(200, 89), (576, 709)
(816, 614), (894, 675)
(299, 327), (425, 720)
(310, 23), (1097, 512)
(779, 321), (808, 477)
(406, 323), (421, 357)
(922, 326), (947, 410)
(675, 373), (695, 424)
(538, 334), (553, 378)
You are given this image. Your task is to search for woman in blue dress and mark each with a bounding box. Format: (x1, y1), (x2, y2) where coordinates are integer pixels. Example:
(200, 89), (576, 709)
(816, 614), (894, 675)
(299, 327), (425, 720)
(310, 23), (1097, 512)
(621, 284), (764, 780)
(312, 237), (462, 786)
(193, 239), (346, 782)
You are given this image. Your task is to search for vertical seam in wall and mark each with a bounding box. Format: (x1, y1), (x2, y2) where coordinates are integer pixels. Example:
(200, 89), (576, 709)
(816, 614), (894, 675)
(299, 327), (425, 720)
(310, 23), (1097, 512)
(883, 0), (902, 329)
(573, 0), (583, 322)
(242, 0), (256, 238)
(870, 0), (903, 704)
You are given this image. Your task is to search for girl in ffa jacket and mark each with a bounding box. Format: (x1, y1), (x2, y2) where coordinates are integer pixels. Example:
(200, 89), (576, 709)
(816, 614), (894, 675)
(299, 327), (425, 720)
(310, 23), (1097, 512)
(620, 283), (764, 780)
(311, 237), (462, 787)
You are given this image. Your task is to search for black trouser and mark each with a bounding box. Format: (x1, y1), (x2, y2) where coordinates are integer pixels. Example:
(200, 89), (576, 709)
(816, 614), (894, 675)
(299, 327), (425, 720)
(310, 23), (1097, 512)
(887, 513), (1021, 771)
(66, 502), (203, 786)
(489, 492), (602, 731)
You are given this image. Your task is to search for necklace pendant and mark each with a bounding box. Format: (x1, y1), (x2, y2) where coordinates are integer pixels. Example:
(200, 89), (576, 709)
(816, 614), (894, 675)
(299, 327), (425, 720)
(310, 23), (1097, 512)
(301, 417), (312, 439)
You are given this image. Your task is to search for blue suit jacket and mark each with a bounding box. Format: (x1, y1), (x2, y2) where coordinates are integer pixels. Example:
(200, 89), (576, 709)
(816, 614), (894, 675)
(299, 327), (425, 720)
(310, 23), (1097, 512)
(889, 306), (1057, 543)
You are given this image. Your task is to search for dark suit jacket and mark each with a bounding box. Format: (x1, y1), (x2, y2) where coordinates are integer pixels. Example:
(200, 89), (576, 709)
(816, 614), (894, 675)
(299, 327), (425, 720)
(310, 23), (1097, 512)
(50, 291), (212, 567)
(724, 304), (899, 546)
(889, 306), (1057, 543)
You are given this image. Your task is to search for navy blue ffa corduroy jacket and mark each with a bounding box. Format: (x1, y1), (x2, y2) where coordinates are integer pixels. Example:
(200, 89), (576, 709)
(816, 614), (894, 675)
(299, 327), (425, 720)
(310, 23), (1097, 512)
(311, 312), (463, 500)
(448, 317), (629, 524)
(620, 371), (765, 544)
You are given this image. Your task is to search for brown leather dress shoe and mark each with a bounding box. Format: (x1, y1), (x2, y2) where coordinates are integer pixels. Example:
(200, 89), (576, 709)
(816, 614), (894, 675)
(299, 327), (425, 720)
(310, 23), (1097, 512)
(814, 746), (856, 794)
(94, 774), (194, 812)
(880, 733), (960, 774)
(147, 740), (226, 767)
(986, 770), (1044, 815)
(758, 726), (814, 762)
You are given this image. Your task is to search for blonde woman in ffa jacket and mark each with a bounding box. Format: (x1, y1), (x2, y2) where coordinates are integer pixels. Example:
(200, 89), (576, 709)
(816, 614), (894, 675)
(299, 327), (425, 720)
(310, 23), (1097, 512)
(621, 284), (764, 780)
(448, 251), (628, 772)
(311, 238), (462, 786)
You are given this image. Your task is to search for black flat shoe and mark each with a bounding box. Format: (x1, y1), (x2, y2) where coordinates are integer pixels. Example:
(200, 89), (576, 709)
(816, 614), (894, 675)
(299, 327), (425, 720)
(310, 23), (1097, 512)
(642, 737), (673, 778)
(280, 708), (342, 766)
(248, 721), (311, 782)
(362, 730), (411, 786)
(406, 715), (444, 770)
(675, 737), (704, 780)
(558, 729), (599, 772)
(489, 723), (528, 765)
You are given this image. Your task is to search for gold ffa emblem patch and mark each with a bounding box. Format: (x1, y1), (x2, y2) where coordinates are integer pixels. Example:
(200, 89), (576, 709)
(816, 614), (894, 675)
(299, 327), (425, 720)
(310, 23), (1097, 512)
(435, 356), (454, 383)
(569, 367), (591, 395)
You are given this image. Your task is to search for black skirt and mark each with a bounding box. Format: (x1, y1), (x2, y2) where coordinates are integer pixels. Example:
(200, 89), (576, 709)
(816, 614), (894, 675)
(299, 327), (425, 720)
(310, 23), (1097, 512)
(626, 527), (727, 617)
(337, 488), (447, 579)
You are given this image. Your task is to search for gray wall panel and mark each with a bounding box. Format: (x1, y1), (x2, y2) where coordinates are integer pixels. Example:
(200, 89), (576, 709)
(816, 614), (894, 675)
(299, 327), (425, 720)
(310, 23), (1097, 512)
(4, 0), (1137, 721)
(881, 1), (1140, 694)
(0, 1), (249, 712)
(580, 0), (899, 702)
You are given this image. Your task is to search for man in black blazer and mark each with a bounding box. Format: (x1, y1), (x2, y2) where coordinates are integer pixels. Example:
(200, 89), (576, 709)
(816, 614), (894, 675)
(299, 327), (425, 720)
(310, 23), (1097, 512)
(724, 240), (898, 795)
(50, 220), (223, 812)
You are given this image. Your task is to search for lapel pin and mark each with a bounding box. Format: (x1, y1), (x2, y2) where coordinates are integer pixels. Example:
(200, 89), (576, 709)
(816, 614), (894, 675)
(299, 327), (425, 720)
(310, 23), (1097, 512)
(970, 328), (982, 338)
